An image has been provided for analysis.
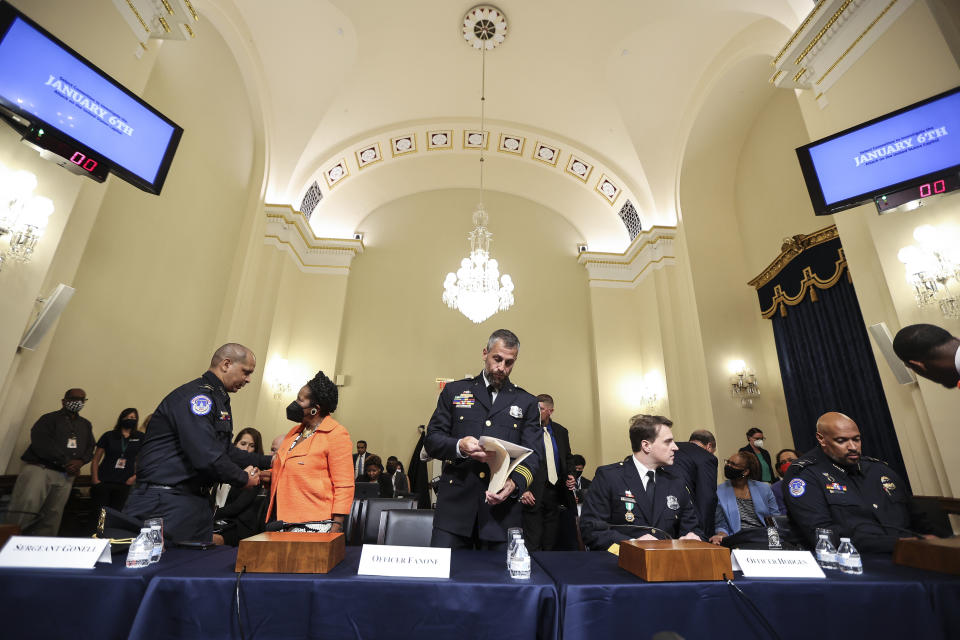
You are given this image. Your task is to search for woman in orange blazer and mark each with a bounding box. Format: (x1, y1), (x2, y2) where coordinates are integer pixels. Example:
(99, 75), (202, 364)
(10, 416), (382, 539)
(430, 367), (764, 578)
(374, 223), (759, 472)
(267, 370), (354, 531)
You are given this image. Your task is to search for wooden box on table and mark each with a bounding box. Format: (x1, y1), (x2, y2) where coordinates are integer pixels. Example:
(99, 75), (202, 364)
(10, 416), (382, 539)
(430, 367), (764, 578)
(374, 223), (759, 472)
(618, 539), (731, 582)
(235, 531), (345, 574)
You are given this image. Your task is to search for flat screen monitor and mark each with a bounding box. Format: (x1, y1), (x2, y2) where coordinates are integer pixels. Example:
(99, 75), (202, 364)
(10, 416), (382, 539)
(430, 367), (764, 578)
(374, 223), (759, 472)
(0, 2), (182, 194)
(796, 86), (960, 215)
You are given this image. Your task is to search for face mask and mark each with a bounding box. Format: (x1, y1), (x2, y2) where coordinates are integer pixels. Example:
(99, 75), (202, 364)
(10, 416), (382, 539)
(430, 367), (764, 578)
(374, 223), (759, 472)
(286, 401), (304, 423)
(778, 461), (792, 476)
(723, 464), (746, 480)
(753, 439), (765, 449)
(119, 418), (137, 431)
(64, 400), (85, 413)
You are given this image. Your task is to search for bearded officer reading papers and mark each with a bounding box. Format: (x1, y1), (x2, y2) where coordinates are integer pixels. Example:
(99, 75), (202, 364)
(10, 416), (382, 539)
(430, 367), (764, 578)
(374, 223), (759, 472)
(425, 329), (540, 550)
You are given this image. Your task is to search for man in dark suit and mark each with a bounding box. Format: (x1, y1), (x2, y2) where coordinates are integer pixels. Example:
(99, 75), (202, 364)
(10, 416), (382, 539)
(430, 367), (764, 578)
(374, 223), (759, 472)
(580, 414), (703, 550)
(352, 440), (377, 482)
(569, 454), (592, 514)
(672, 429), (718, 536)
(424, 329), (540, 550)
(893, 323), (960, 389)
(521, 394), (575, 550)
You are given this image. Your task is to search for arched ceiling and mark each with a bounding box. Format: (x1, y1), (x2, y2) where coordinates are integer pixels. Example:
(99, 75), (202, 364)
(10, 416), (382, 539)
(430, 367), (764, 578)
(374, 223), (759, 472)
(200, 0), (810, 250)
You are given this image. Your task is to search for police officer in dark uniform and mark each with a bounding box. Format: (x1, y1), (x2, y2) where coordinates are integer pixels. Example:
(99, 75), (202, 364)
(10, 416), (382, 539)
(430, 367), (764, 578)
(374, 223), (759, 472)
(784, 411), (935, 553)
(580, 414), (703, 550)
(123, 343), (273, 542)
(425, 329), (540, 550)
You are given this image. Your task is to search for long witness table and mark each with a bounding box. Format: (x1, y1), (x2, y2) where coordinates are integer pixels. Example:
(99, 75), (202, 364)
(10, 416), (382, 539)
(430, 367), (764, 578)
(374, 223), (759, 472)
(534, 550), (960, 640)
(128, 547), (559, 640)
(0, 546), (236, 640)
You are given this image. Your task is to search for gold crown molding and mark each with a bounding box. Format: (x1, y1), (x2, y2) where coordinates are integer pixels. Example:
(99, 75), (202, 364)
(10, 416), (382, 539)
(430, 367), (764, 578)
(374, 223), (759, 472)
(578, 226), (677, 288)
(263, 204), (363, 274)
(794, 0), (853, 66)
(758, 248), (849, 318)
(748, 224), (838, 290)
(772, 0), (829, 66)
(816, 0), (898, 86)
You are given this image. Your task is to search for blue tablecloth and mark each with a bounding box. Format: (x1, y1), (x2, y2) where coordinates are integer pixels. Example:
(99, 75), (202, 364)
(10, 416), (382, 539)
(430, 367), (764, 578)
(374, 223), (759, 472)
(534, 551), (960, 640)
(127, 547), (559, 640)
(0, 546), (235, 640)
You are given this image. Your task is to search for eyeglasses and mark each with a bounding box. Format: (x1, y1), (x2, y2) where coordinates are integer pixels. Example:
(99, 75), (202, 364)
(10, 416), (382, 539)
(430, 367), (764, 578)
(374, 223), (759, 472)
(723, 459), (746, 470)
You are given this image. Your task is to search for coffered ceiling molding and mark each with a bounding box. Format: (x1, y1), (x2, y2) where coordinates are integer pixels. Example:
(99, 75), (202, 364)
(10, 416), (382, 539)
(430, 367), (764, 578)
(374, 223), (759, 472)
(770, 0), (914, 105)
(264, 204), (364, 275)
(578, 226), (677, 288)
(295, 119), (652, 252)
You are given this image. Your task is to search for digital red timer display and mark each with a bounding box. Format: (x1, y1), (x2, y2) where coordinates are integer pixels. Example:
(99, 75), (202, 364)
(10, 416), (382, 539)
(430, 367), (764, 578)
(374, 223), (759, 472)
(875, 173), (960, 213)
(22, 124), (109, 182)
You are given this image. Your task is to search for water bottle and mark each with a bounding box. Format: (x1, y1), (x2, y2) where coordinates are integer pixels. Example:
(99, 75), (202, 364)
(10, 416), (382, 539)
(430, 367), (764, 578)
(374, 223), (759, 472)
(766, 526), (782, 550)
(814, 533), (838, 570)
(148, 525), (163, 563)
(509, 540), (531, 579)
(837, 537), (863, 575)
(506, 528), (522, 567)
(125, 528), (154, 568)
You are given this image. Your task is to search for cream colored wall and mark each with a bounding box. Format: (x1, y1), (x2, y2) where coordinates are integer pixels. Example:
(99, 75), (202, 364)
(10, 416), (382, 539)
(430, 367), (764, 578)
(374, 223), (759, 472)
(329, 189), (599, 471)
(788, 0), (960, 496)
(3, 14), (261, 472)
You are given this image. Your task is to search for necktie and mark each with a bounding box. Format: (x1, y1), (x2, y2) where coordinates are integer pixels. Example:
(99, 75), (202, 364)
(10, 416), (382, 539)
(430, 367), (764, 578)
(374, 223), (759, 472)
(543, 427), (558, 484)
(643, 470), (656, 506)
(355, 454), (363, 479)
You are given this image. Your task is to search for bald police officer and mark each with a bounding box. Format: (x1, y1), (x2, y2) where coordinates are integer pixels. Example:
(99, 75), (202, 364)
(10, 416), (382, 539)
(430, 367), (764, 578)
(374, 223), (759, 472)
(123, 344), (273, 542)
(784, 411), (935, 552)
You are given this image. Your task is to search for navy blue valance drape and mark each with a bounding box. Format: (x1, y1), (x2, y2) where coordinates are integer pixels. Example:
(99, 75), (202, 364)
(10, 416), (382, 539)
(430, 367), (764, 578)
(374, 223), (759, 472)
(750, 227), (910, 489)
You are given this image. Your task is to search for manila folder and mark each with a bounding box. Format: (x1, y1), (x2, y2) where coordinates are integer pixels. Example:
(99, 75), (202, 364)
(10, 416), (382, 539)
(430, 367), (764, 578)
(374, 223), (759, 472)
(478, 436), (533, 493)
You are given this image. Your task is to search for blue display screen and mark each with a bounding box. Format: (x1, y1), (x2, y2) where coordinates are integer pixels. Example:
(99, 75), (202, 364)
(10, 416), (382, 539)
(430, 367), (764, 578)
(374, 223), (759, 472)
(802, 89), (960, 208)
(0, 16), (178, 187)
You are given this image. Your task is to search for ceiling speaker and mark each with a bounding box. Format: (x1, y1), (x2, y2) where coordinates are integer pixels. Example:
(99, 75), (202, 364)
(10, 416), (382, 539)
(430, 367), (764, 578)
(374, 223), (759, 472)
(19, 284), (75, 351)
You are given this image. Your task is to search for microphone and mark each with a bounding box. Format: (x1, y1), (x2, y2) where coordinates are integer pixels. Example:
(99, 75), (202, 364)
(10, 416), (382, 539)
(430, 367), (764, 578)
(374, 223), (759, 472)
(602, 522), (675, 540)
(265, 519), (335, 532)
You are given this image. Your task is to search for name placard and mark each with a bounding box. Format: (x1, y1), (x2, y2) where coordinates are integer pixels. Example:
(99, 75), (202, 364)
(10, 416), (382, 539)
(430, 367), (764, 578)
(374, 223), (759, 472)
(0, 536), (111, 569)
(357, 544), (451, 578)
(731, 549), (825, 578)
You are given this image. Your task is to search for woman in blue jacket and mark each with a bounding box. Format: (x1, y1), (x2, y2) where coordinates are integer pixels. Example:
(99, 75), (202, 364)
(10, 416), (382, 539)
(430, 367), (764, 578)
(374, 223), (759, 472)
(709, 451), (780, 544)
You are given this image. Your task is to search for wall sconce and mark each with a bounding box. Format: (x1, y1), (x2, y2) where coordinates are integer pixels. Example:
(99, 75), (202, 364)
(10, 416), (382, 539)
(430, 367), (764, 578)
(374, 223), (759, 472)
(620, 371), (663, 411)
(0, 164), (54, 272)
(265, 357), (293, 400)
(728, 360), (759, 408)
(897, 224), (960, 319)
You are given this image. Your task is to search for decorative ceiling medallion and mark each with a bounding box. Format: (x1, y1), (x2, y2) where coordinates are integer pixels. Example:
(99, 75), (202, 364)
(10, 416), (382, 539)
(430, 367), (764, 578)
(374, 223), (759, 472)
(565, 155), (593, 183)
(463, 130), (489, 150)
(532, 141), (560, 167)
(355, 143), (382, 169)
(324, 159), (349, 188)
(462, 5), (507, 50)
(391, 134), (417, 157)
(427, 130), (452, 150)
(497, 133), (524, 155)
(595, 174), (621, 204)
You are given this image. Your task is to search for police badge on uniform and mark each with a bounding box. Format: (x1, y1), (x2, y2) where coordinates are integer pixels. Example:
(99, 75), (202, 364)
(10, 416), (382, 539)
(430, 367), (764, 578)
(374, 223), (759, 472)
(788, 478), (806, 497)
(509, 405), (523, 418)
(190, 394), (212, 416)
(880, 475), (897, 495)
(666, 495), (680, 511)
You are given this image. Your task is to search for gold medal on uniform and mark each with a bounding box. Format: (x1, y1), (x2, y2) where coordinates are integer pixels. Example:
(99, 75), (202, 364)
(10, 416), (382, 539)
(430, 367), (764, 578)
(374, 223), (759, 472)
(625, 501), (635, 523)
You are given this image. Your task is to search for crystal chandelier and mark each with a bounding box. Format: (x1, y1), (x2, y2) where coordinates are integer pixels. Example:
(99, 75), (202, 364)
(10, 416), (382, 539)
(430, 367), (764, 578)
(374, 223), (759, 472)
(442, 5), (514, 324)
(897, 224), (960, 319)
(0, 163), (54, 272)
(728, 360), (760, 409)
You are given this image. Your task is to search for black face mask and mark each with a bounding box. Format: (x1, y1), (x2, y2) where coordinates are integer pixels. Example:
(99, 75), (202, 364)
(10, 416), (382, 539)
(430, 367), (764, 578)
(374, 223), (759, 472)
(724, 465), (747, 480)
(286, 401), (304, 423)
(119, 418), (137, 431)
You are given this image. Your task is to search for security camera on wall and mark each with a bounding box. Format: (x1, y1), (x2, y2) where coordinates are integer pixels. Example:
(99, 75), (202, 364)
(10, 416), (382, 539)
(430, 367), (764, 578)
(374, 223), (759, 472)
(19, 283), (74, 351)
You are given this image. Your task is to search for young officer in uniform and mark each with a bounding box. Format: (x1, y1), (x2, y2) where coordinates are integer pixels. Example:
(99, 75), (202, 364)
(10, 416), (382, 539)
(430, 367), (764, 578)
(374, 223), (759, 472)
(425, 329), (540, 550)
(784, 411), (936, 552)
(123, 344), (273, 542)
(580, 414), (703, 550)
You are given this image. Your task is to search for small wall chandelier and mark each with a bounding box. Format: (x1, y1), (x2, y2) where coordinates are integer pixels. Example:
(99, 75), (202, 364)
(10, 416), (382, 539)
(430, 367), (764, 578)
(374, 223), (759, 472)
(897, 224), (960, 319)
(728, 360), (760, 408)
(0, 163), (54, 272)
(442, 5), (514, 324)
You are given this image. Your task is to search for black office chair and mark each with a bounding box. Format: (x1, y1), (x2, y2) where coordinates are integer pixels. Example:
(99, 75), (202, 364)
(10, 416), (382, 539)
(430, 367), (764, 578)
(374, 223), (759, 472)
(344, 498), (363, 545)
(377, 509), (435, 546)
(358, 497), (417, 545)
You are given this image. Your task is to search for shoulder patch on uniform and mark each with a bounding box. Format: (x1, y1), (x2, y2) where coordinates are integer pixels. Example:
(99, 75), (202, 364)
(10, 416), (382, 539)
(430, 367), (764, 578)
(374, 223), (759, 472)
(190, 394), (213, 416)
(787, 478), (806, 497)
